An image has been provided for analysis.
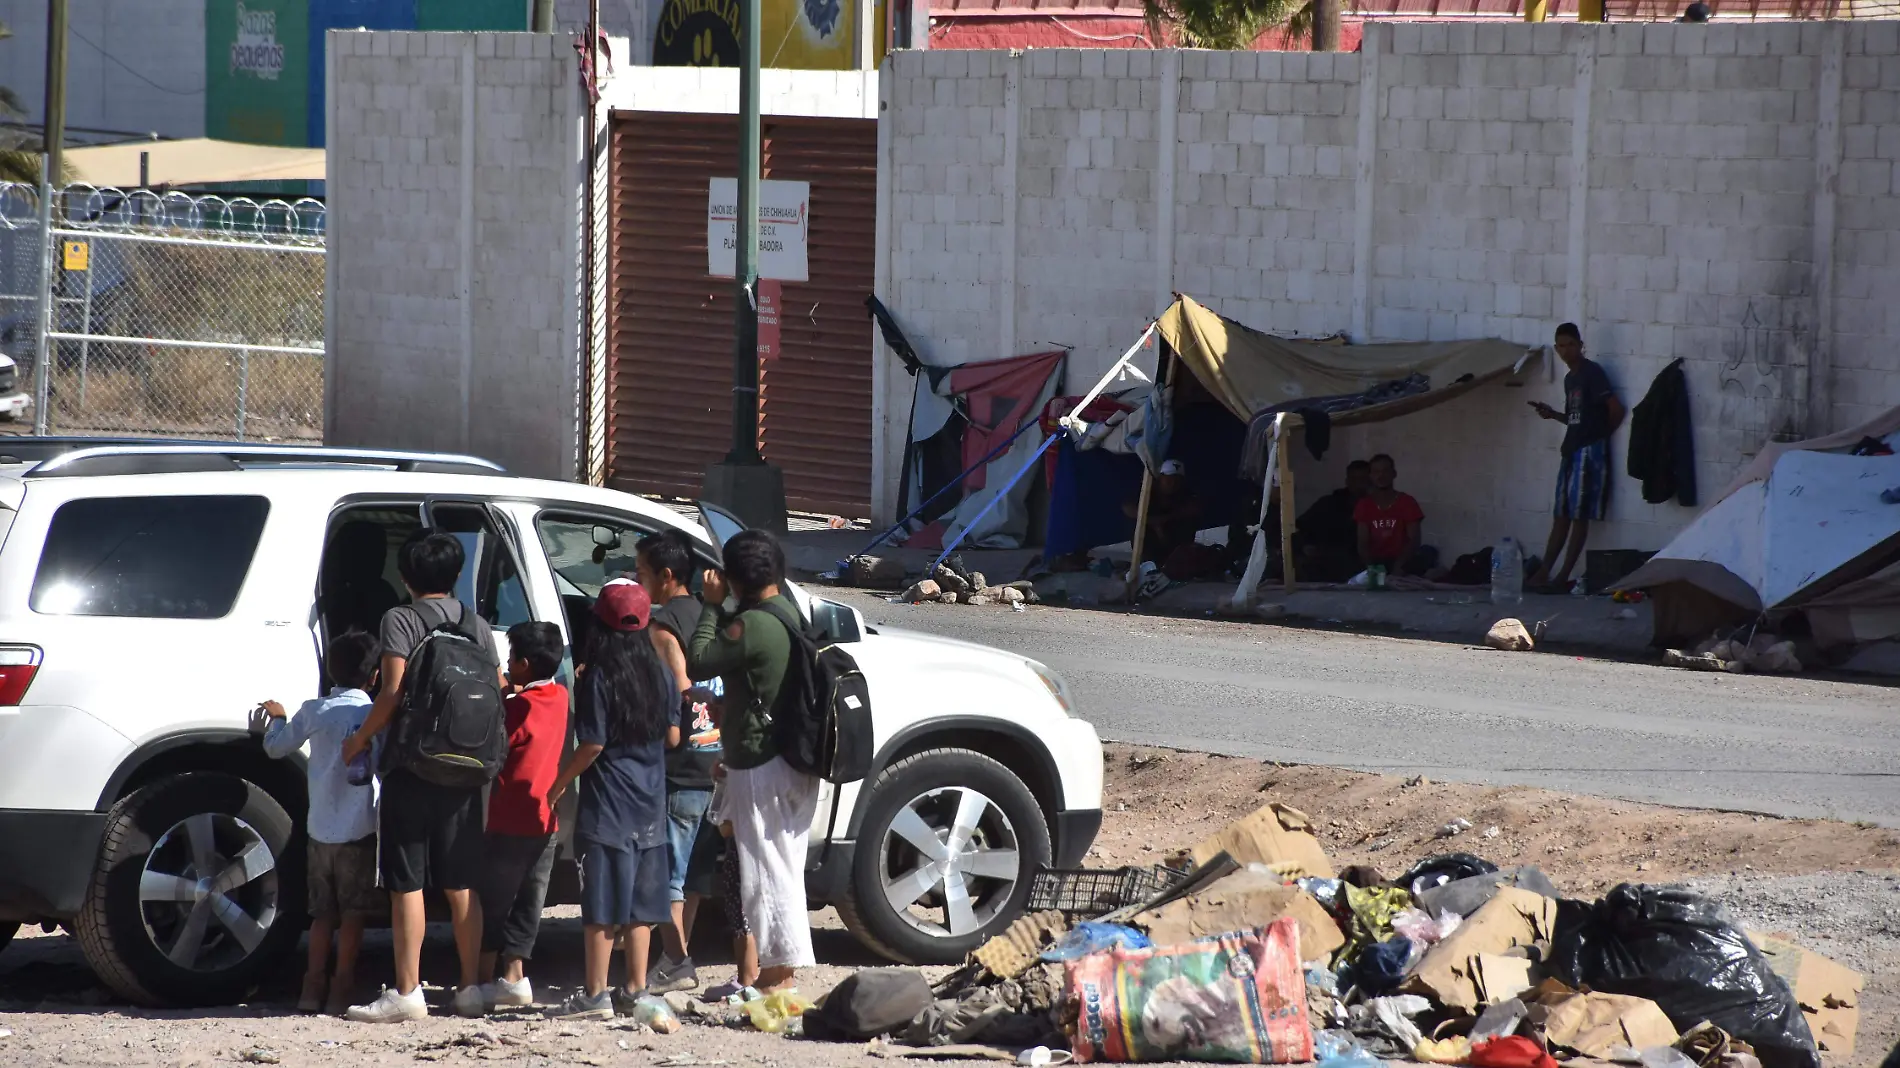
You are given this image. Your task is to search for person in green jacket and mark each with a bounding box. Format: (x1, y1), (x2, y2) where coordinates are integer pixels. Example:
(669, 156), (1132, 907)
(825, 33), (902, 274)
(688, 530), (818, 998)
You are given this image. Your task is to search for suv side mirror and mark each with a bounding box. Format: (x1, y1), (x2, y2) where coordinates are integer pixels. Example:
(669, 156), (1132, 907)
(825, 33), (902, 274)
(591, 525), (620, 548)
(809, 599), (862, 644)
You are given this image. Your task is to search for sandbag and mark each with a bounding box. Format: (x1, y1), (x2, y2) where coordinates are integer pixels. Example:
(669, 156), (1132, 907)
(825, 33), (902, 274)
(1068, 918), (1313, 1063)
(1548, 885), (1819, 1068)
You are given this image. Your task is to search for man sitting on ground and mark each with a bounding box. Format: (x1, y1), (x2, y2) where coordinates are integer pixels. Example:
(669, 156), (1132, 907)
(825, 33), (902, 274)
(1123, 459), (1204, 564)
(1295, 459), (1370, 581)
(1353, 454), (1427, 577)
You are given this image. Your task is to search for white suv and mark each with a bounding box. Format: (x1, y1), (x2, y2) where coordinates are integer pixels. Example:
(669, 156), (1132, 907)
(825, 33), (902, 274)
(0, 442), (1103, 1006)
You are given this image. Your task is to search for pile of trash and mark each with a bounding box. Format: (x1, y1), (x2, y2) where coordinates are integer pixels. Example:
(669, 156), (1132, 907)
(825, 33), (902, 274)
(1661, 631), (1804, 674)
(796, 801), (1861, 1065)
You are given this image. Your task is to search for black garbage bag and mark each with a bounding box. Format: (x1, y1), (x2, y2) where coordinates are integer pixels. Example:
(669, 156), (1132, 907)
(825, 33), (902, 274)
(1396, 852), (1498, 896)
(1548, 884), (1818, 1068)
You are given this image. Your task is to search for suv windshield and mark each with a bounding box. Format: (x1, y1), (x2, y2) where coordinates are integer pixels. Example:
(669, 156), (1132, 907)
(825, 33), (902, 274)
(31, 495), (271, 618)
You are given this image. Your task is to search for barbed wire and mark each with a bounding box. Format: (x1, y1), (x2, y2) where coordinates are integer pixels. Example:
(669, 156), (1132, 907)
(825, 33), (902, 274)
(0, 183), (325, 246)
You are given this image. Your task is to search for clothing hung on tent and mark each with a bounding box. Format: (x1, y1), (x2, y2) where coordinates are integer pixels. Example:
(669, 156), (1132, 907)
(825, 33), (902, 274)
(1626, 358), (1697, 506)
(900, 348), (1066, 550)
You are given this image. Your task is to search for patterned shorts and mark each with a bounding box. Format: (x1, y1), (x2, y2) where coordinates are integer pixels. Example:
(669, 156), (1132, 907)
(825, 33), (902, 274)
(308, 836), (383, 919)
(1555, 440), (1610, 521)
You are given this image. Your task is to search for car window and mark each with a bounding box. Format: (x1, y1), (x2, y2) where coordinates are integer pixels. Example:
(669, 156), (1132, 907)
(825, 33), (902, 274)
(31, 495), (270, 618)
(431, 503), (532, 629)
(535, 513), (653, 599)
(320, 504), (422, 639)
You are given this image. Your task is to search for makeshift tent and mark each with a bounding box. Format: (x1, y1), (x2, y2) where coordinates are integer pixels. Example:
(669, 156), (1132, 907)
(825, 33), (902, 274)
(1618, 409), (1900, 648)
(1139, 295), (1532, 600)
(1157, 295), (1532, 425)
(898, 348), (1066, 550)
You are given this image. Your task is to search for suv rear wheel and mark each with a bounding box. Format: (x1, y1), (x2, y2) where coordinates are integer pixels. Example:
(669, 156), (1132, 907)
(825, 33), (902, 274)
(838, 748), (1050, 964)
(75, 772), (301, 1006)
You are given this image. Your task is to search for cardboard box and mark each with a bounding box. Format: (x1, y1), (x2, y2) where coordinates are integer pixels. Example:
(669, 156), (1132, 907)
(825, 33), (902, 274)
(1471, 954), (1536, 1006)
(1132, 870), (1344, 963)
(1540, 991), (1680, 1058)
(1182, 802), (1335, 879)
(1403, 886), (1558, 1012)
(1747, 930), (1862, 1058)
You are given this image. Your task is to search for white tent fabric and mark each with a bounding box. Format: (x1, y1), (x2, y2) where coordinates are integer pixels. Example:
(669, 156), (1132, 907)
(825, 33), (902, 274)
(1618, 449), (1900, 614)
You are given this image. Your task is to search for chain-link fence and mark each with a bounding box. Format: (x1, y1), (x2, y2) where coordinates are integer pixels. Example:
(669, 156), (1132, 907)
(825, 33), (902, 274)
(0, 183), (326, 441)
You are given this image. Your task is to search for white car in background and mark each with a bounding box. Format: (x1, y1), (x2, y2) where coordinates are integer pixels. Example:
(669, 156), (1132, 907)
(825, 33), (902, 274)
(0, 353), (30, 420)
(0, 442), (1104, 1005)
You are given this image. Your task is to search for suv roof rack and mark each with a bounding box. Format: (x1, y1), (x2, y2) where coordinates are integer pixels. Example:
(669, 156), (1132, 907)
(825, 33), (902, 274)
(16, 442), (508, 478)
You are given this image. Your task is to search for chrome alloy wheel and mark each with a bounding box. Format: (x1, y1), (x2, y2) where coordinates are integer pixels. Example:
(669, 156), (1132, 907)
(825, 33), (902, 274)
(137, 813), (279, 971)
(879, 786), (1023, 938)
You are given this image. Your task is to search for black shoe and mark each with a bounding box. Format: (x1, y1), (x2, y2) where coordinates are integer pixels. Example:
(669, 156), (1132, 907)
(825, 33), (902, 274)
(612, 985), (648, 1016)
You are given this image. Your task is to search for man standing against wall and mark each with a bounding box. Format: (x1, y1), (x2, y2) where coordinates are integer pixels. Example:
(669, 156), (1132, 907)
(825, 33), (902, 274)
(1528, 322), (1623, 591)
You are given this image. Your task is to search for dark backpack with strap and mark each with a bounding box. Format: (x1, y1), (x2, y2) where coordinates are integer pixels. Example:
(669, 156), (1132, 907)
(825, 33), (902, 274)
(753, 600), (873, 785)
(385, 600), (507, 788)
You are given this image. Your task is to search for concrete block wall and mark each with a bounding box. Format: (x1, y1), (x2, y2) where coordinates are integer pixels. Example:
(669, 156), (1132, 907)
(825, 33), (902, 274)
(880, 24), (1900, 560)
(326, 32), (584, 480)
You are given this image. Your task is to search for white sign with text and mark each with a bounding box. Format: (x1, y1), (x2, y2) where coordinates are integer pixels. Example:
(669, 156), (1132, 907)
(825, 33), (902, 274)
(707, 177), (809, 283)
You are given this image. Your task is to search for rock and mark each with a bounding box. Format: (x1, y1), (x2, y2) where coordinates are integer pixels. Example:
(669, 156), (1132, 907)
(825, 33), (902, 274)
(962, 590), (993, 606)
(847, 555), (906, 588)
(1436, 817), (1473, 838)
(899, 579), (940, 603)
(998, 586), (1025, 605)
(969, 571), (988, 591)
(662, 991), (695, 1017)
(240, 1051), (281, 1065)
(932, 565), (970, 594)
(938, 589), (961, 604)
(1483, 618), (1535, 651)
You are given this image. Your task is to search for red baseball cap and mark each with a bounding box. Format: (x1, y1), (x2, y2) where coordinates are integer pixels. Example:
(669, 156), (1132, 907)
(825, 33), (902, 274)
(593, 581), (652, 632)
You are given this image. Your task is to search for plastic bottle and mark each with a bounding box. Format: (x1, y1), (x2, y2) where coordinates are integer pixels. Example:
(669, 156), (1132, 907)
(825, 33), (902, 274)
(1491, 536), (1524, 607)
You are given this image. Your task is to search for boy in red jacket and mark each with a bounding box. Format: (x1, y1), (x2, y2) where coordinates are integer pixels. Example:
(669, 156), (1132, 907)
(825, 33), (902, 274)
(472, 621), (570, 1011)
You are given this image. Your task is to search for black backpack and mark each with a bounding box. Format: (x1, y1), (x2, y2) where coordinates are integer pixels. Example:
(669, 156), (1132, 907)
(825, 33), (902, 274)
(385, 600), (507, 788)
(753, 600), (873, 785)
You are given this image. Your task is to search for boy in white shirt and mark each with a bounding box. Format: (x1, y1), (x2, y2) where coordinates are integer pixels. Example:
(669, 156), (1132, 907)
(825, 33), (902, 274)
(261, 630), (383, 1015)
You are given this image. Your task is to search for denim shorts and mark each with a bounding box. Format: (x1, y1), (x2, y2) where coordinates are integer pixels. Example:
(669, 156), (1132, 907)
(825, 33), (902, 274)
(578, 842), (670, 927)
(665, 788), (713, 902)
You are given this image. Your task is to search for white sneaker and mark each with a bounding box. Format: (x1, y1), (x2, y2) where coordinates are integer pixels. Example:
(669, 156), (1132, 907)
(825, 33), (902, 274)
(346, 987), (428, 1023)
(481, 977), (534, 1008)
(451, 985), (487, 1019)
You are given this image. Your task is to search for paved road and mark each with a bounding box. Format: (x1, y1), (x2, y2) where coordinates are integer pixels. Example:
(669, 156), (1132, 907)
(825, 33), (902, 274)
(831, 592), (1900, 827)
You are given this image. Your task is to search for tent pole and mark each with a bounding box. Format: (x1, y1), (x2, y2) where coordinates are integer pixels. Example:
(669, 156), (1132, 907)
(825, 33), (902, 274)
(1125, 350), (1179, 600)
(1278, 416), (1296, 594)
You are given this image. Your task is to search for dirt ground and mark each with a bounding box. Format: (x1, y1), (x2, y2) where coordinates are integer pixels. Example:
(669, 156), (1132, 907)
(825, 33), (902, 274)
(2, 742), (1894, 1067)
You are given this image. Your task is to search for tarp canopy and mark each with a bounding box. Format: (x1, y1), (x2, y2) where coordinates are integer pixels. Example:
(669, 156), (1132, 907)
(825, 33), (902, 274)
(65, 139), (326, 187)
(1156, 295), (1532, 426)
(1618, 446), (1900, 645)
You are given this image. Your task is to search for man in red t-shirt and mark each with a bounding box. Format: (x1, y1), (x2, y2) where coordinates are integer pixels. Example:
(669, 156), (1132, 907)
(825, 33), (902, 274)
(1353, 454), (1426, 574)
(472, 621), (570, 1012)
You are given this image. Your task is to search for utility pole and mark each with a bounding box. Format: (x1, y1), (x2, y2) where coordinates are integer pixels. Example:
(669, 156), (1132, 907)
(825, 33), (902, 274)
(33, 0), (68, 436)
(702, 0), (787, 533)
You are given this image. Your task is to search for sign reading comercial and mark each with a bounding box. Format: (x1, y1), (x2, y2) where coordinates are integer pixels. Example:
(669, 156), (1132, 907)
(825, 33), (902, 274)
(707, 178), (810, 283)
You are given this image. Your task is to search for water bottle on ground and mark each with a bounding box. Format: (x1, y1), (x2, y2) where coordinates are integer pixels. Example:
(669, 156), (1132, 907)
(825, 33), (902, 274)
(1491, 536), (1524, 607)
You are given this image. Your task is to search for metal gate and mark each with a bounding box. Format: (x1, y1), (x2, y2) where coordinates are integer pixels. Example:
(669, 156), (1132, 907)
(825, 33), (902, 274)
(0, 183), (325, 441)
(608, 113), (875, 517)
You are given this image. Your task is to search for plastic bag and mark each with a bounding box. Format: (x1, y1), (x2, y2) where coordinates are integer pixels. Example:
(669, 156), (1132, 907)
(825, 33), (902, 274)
(1414, 1036), (1472, 1064)
(1548, 885), (1818, 1068)
(1396, 853), (1498, 897)
(1042, 922), (1152, 963)
(626, 992), (681, 1034)
(1391, 908), (1461, 947)
(747, 990), (815, 1034)
(1067, 918), (1313, 1064)
(1350, 937), (1414, 996)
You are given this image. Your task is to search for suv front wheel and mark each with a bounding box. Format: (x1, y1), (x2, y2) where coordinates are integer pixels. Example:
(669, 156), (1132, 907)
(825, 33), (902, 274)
(75, 772), (301, 1006)
(838, 748), (1050, 965)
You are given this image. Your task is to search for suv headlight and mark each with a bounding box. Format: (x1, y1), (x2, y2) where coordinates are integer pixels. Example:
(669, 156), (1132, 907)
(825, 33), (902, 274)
(1027, 660), (1074, 716)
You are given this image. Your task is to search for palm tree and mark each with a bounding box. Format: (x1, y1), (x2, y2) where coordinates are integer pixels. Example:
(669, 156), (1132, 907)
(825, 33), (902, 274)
(0, 18), (49, 184)
(1141, 0), (1316, 49)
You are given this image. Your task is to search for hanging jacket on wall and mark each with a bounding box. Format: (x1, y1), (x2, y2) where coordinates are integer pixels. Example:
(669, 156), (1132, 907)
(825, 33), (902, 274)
(1626, 358), (1697, 506)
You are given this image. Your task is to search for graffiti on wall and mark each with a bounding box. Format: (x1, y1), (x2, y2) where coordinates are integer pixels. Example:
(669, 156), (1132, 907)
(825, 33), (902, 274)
(1717, 297), (1809, 462)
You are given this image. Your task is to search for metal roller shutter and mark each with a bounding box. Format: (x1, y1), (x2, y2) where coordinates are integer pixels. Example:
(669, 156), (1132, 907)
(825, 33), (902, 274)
(608, 113), (875, 517)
